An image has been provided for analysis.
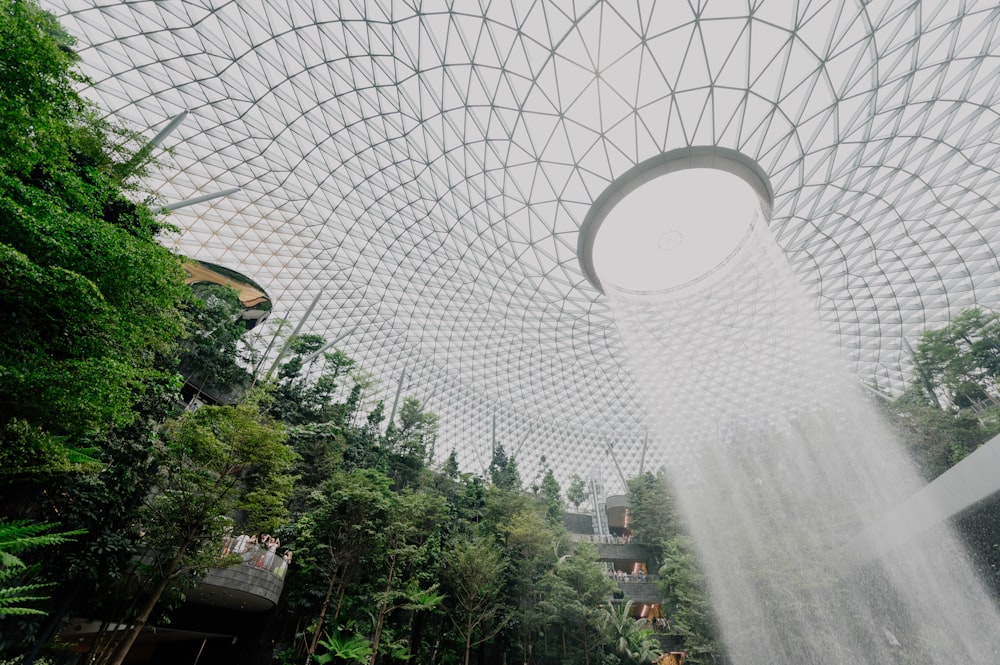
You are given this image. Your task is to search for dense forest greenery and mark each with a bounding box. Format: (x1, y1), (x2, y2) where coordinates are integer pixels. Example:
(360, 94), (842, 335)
(626, 473), (722, 665)
(0, 7), (667, 664)
(5, 1), (1000, 664)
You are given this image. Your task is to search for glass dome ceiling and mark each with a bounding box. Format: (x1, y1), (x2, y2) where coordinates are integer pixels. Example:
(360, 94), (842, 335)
(46, 0), (1000, 491)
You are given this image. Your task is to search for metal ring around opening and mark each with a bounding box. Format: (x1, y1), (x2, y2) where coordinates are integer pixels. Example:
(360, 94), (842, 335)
(578, 146), (774, 295)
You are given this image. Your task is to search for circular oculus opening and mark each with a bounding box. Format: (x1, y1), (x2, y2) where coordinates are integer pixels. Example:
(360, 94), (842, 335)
(593, 169), (760, 293)
(578, 148), (773, 296)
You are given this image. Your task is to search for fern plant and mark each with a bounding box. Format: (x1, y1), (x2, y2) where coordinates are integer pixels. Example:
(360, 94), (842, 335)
(313, 628), (373, 664)
(0, 520), (84, 617)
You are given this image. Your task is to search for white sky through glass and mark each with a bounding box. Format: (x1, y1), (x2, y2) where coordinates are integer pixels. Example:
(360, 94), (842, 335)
(592, 169), (760, 293)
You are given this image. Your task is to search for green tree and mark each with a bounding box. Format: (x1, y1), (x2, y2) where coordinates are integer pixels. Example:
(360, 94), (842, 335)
(179, 283), (252, 404)
(534, 543), (616, 665)
(285, 421), (348, 516)
(566, 474), (587, 512)
(443, 536), (509, 665)
(442, 449), (460, 480)
(489, 444), (522, 491)
(12, 416), (170, 658)
(497, 507), (561, 664)
(342, 400), (387, 473)
(368, 489), (446, 664)
(539, 469), (564, 527)
(881, 384), (990, 480)
(0, 0), (189, 477)
(626, 471), (680, 549)
(627, 473), (722, 664)
(601, 600), (662, 665)
(657, 535), (721, 665)
(912, 307), (1000, 409)
(0, 3), (197, 657)
(394, 397), (438, 454)
(271, 336), (358, 426)
(383, 397), (438, 490)
(294, 469), (395, 660)
(96, 403), (292, 665)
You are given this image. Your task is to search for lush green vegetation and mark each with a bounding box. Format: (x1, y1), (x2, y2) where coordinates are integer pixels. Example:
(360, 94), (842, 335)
(626, 473), (723, 665)
(0, 521), (84, 618)
(882, 307), (1000, 480)
(0, 0), (190, 478)
(265, 343), (656, 665)
(8, 1), (1000, 664)
(1, 0), (191, 658)
(0, 8), (658, 664)
(885, 308), (1000, 599)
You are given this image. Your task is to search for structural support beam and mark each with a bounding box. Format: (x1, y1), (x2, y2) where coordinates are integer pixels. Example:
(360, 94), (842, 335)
(387, 370), (408, 427)
(299, 327), (358, 366)
(511, 426), (534, 459)
(845, 431), (1000, 558)
(116, 109), (188, 180)
(150, 187), (241, 214)
(265, 290), (326, 379)
(605, 439), (629, 493)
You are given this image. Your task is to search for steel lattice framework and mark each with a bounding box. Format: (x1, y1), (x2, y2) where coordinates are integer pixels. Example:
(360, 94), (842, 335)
(45, 0), (1000, 491)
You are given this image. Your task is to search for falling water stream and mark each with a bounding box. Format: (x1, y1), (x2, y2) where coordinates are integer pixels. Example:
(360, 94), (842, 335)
(603, 209), (1000, 663)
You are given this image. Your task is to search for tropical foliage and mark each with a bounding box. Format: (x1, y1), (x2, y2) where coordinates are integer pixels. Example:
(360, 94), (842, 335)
(887, 308), (1000, 599)
(0, 0), (189, 479)
(10, 2), (1000, 664)
(1, 0), (190, 655)
(627, 472), (723, 665)
(602, 600), (661, 665)
(910, 308), (1000, 410)
(0, 521), (83, 617)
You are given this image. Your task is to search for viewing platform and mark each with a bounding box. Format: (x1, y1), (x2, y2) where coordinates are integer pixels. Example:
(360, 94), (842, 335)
(568, 533), (655, 563)
(186, 543), (288, 611)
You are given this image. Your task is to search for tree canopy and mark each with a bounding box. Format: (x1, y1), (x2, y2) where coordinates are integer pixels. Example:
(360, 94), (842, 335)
(911, 308), (1000, 410)
(627, 471), (723, 665)
(0, 2), (193, 654)
(13, 4), (1000, 664)
(0, 0), (189, 478)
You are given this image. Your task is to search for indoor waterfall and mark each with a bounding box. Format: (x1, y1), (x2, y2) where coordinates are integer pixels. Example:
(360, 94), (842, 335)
(605, 200), (1000, 664)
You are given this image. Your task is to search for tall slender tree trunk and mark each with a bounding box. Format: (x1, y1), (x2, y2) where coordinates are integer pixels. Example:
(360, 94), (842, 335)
(429, 619), (446, 664)
(105, 571), (175, 665)
(369, 549), (397, 665)
(24, 579), (83, 665)
(464, 612), (474, 665)
(104, 526), (202, 665)
(408, 608), (427, 661)
(87, 565), (147, 665)
(308, 565), (339, 659)
(521, 607), (529, 665)
(332, 573), (349, 625)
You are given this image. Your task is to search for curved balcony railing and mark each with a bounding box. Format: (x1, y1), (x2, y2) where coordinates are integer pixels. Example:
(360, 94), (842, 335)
(185, 538), (289, 611)
(221, 537), (290, 578)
